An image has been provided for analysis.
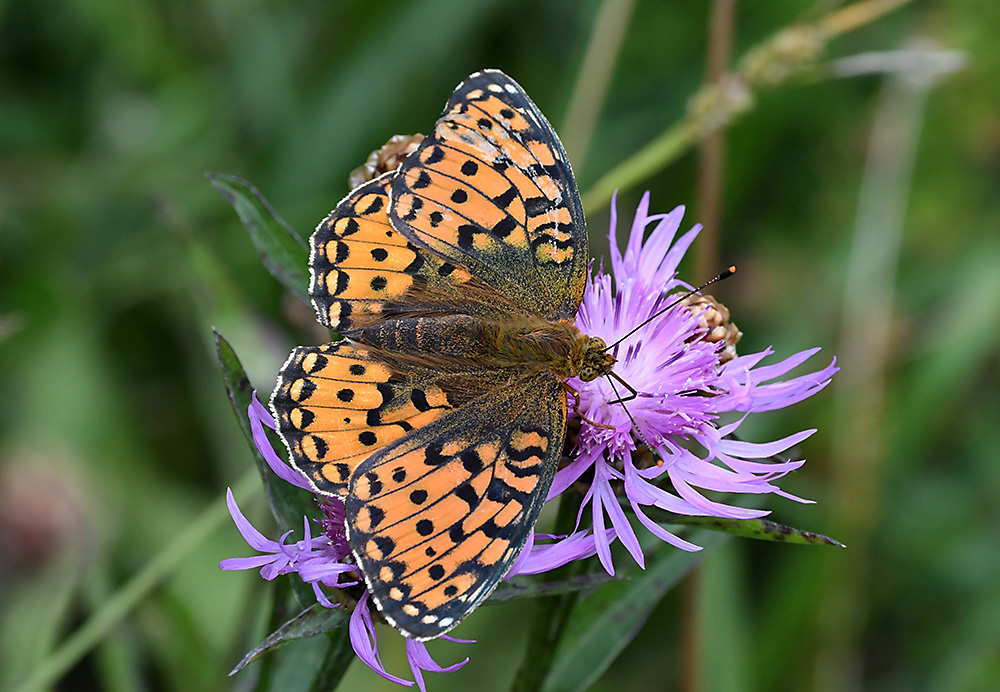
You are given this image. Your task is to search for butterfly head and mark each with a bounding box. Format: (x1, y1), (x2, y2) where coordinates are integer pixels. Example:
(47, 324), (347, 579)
(577, 336), (616, 382)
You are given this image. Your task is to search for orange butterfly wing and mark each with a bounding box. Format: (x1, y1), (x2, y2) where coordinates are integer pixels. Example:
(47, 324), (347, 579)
(308, 173), (516, 334)
(272, 70), (589, 640)
(346, 372), (565, 638)
(390, 69), (588, 321)
(272, 341), (477, 496)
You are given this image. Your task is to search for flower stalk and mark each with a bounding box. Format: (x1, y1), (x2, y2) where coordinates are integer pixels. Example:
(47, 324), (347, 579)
(581, 0), (916, 211)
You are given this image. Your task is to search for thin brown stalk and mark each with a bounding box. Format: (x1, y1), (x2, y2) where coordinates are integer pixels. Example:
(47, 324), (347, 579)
(681, 3), (735, 692)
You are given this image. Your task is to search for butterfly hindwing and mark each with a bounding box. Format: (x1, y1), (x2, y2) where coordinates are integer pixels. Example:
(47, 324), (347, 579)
(390, 69), (588, 321)
(270, 341), (506, 495)
(346, 372), (566, 639)
(309, 173), (516, 334)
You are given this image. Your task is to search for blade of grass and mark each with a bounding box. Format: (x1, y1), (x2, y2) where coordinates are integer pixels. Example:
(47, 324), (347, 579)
(560, 0), (637, 171)
(819, 39), (938, 692)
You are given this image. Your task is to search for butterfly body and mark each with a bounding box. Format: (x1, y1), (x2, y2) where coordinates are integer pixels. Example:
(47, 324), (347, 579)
(351, 314), (609, 381)
(271, 70), (612, 639)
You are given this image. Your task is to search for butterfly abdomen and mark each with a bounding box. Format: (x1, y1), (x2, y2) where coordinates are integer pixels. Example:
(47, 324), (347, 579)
(351, 314), (595, 379)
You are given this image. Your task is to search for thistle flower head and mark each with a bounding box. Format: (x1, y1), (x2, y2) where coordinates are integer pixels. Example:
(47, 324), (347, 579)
(554, 192), (837, 573)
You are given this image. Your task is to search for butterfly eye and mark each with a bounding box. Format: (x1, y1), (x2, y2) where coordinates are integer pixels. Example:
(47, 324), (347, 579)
(575, 336), (612, 382)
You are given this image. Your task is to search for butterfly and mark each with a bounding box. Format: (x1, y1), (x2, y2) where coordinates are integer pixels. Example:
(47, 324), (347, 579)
(270, 70), (615, 639)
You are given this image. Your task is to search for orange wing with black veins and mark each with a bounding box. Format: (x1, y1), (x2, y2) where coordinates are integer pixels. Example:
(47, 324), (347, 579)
(389, 69), (589, 322)
(346, 371), (566, 639)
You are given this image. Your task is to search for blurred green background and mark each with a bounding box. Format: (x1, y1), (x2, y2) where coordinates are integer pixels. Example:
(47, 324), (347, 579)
(2, 0), (998, 690)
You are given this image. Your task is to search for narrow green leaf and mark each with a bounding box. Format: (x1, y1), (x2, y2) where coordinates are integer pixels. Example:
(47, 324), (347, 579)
(215, 330), (355, 691)
(667, 515), (845, 547)
(230, 604), (350, 675)
(489, 571), (616, 604)
(213, 329), (314, 523)
(253, 625), (355, 692)
(207, 172), (310, 304)
(542, 530), (729, 692)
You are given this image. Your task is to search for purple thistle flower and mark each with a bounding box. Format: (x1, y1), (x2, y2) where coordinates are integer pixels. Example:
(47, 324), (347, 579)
(555, 192), (838, 575)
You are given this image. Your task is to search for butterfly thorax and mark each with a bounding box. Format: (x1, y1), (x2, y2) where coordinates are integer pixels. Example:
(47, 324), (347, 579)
(351, 314), (614, 382)
(488, 318), (615, 382)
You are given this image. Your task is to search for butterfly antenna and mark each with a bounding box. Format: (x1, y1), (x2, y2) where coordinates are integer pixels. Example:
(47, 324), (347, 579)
(606, 265), (736, 351)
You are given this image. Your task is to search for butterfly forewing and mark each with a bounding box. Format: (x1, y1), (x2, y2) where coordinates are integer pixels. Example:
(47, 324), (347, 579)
(390, 69), (588, 321)
(346, 372), (566, 639)
(310, 174), (515, 334)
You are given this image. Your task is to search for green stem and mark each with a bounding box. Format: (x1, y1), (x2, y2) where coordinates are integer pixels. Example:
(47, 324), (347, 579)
(509, 491), (586, 692)
(580, 0), (915, 214)
(581, 121), (695, 212)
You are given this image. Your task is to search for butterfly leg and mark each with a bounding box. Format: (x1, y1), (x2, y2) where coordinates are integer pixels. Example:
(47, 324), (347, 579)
(561, 381), (616, 430)
(604, 370), (638, 405)
(601, 373), (659, 451)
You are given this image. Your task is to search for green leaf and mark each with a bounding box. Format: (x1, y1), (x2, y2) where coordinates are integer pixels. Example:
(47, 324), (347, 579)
(252, 626), (356, 692)
(213, 329), (319, 606)
(215, 331), (355, 691)
(542, 529), (729, 692)
(667, 515), (845, 547)
(489, 571), (616, 604)
(207, 172), (310, 304)
(230, 603), (350, 676)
